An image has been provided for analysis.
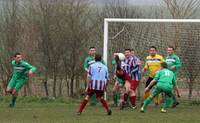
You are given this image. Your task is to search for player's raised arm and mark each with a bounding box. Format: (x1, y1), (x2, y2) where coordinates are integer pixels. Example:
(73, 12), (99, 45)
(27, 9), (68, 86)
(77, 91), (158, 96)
(174, 56), (181, 70)
(24, 62), (37, 75)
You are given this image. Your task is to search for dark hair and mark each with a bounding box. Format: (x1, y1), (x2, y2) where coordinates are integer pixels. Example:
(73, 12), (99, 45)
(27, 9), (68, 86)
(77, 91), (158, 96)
(115, 55), (121, 70)
(161, 62), (168, 68)
(14, 52), (21, 57)
(149, 46), (157, 51)
(124, 48), (131, 52)
(130, 48), (135, 52)
(168, 46), (175, 50)
(89, 47), (96, 50)
(95, 54), (102, 61)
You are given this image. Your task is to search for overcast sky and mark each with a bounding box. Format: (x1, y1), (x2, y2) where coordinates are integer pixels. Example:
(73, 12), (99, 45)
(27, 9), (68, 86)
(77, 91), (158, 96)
(92, 0), (163, 6)
(129, 0), (163, 5)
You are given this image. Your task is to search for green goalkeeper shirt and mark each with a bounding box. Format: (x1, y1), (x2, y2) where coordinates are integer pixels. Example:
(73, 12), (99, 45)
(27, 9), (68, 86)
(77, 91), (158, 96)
(153, 68), (176, 89)
(12, 60), (36, 79)
(84, 56), (105, 69)
(165, 54), (181, 75)
(84, 56), (95, 69)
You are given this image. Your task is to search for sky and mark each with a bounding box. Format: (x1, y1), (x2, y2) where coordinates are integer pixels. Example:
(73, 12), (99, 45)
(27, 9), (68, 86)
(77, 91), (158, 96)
(129, 0), (163, 5)
(92, 0), (163, 6)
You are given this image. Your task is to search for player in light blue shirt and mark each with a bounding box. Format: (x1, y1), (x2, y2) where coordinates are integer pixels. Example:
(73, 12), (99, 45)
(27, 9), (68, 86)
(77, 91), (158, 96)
(76, 54), (111, 116)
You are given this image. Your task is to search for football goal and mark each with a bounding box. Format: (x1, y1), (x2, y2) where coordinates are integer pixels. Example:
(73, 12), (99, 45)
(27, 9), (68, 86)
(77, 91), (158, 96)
(103, 18), (200, 100)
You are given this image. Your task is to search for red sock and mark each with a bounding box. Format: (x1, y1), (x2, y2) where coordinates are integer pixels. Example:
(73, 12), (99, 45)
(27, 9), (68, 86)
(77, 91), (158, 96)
(130, 96), (136, 106)
(100, 99), (109, 110)
(124, 93), (129, 102)
(78, 99), (88, 113)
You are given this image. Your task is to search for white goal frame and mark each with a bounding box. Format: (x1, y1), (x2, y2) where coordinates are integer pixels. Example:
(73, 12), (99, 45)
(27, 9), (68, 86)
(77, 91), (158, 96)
(103, 18), (200, 64)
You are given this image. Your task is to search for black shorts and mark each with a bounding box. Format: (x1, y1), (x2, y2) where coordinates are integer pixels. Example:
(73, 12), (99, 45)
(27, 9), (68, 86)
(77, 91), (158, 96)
(145, 77), (154, 89)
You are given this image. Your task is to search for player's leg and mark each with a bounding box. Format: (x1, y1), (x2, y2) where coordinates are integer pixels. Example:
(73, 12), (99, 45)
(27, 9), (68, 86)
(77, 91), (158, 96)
(5, 78), (16, 107)
(129, 89), (137, 109)
(153, 88), (161, 106)
(6, 78), (16, 94)
(86, 76), (96, 106)
(114, 78), (124, 106)
(172, 91), (179, 108)
(161, 90), (172, 113)
(141, 87), (160, 112)
(10, 78), (27, 107)
(119, 85), (125, 107)
(171, 74), (179, 107)
(97, 90), (112, 115)
(143, 77), (153, 100)
(76, 89), (93, 115)
(112, 82), (120, 106)
(121, 80), (130, 109)
(129, 80), (139, 109)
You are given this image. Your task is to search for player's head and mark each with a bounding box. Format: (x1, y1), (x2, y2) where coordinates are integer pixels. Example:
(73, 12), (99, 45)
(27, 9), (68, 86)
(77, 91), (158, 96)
(14, 52), (22, 63)
(161, 62), (168, 69)
(94, 54), (102, 62)
(130, 48), (135, 56)
(124, 48), (131, 58)
(167, 46), (175, 55)
(88, 47), (96, 56)
(149, 46), (157, 56)
(115, 55), (121, 70)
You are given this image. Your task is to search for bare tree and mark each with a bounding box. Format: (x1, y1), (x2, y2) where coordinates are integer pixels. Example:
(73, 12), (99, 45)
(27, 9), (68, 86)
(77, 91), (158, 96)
(163, 0), (200, 19)
(0, 0), (22, 89)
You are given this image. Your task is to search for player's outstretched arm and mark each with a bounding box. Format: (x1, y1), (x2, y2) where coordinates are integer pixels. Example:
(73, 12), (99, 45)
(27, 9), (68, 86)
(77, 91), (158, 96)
(174, 86), (181, 98)
(175, 56), (182, 70)
(24, 62), (36, 76)
(26, 62), (36, 73)
(144, 80), (156, 93)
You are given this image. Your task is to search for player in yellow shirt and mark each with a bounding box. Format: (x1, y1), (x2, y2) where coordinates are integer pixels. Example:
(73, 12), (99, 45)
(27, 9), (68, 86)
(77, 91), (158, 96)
(143, 46), (164, 105)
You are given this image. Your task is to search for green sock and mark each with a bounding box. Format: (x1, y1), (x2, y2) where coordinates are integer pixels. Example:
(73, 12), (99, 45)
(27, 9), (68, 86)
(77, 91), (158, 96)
(162, 96), (171, 110)
(11, 96), (17, 106)
(172, 94), (177, 103)
(116, 92), (120, 103)
(143, 97), (152, 109)
(113, 92), (120, 105)
(90, 94), (96, 105)
(113, 93), (118, 104)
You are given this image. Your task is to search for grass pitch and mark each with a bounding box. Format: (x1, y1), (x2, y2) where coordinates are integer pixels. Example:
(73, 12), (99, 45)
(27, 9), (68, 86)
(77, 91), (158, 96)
(0, 97), (200, 123)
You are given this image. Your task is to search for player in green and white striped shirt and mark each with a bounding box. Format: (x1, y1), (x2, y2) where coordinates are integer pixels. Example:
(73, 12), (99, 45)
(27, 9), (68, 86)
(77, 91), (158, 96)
(165, 46), (181, 108)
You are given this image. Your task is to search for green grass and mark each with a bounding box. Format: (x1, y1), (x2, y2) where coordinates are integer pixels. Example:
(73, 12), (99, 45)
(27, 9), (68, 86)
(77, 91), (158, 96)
(0, 97), (200, 123)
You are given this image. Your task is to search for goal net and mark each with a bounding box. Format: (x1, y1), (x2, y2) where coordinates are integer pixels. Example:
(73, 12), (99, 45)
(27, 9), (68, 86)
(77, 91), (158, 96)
(103, 18), (200, 101)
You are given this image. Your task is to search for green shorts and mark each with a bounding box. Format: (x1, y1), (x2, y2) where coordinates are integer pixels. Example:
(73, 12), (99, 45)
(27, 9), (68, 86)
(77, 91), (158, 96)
(116, 77), (125, 86)
(8, 77), (28, 92)
(152, 84), (173, 98)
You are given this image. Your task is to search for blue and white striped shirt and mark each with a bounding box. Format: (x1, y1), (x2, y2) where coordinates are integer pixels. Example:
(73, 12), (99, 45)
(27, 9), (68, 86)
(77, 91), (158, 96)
(88, 62), (109, 91)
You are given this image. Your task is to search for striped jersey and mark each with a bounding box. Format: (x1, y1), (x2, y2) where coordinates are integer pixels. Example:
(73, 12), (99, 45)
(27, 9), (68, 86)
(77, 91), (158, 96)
(122, 56), (141, 81)
(144, 54), (164, 78)
(88, 62), (109, 91)
(165, 54), (181, 75)
(12, 60), (36, 79)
